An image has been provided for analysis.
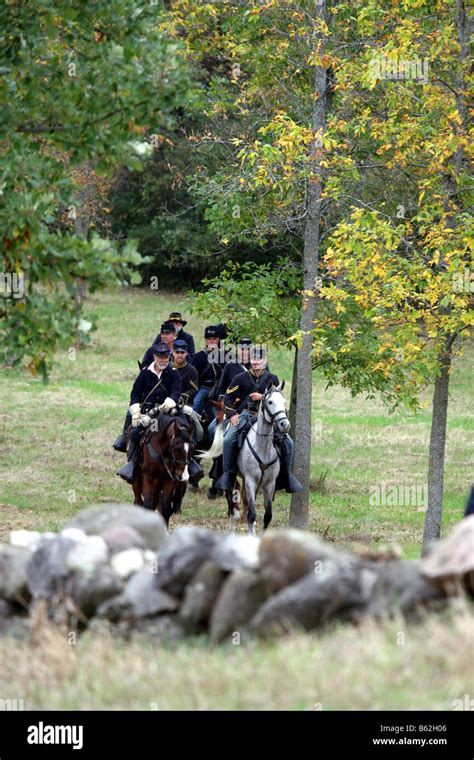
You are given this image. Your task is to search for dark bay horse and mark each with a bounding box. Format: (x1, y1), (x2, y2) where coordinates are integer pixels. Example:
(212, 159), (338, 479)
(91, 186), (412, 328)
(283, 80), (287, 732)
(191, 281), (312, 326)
(132, 415), (195, 526)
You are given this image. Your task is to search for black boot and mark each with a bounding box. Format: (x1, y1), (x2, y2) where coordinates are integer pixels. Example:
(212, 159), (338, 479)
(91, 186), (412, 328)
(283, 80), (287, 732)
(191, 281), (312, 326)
(113, 411), (131, 452)
(277, 435), (303, 493)
(214, 469), (236, 492)
(207, 485), (223, 500)
(188, 458), (204, 489)
(113, 433), (127, 453)
(285, 473), (303, 493)
(117, 440), (137, 484)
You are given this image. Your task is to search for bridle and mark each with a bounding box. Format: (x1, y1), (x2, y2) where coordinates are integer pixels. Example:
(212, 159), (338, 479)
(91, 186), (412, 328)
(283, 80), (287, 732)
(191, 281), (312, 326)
(244, 388), (288, 477)
(146, 421), (192, 481)
(260, 389), (289, 431)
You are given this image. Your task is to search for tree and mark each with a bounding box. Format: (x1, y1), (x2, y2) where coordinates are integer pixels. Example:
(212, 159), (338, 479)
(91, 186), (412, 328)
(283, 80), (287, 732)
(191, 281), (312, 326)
(175, 0), (472, 542)
(320, 0), (473, 550)
(0, 0), (190, 377)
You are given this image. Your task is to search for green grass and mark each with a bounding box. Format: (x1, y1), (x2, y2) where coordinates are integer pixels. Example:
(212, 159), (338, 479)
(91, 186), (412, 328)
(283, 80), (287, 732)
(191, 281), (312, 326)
(0, 286), (472, 557)
(1, 286), (473, 711)
(0, 611), (472, 710)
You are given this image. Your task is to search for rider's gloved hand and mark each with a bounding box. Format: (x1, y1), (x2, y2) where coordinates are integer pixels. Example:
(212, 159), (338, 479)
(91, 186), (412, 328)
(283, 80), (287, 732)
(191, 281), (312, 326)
(159, 397), (177, 413)
(129, 403), (142, 428)
(140, 414), (151, 427)
(182, 405), (193, 415)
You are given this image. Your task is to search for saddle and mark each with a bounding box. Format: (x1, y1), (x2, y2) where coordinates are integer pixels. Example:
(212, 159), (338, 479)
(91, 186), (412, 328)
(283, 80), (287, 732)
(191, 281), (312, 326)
(237, 415), (253, 449)
(149, 411), (176, 435)
(137, 412), (176, 461)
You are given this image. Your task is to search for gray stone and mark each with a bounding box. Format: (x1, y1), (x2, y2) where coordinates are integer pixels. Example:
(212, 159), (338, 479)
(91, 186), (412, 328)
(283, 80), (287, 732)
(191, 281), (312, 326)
(156, 527), (219, 597)
(132, 614), (185, 645)
(27, 536), (78, 599)
(64, 503), (168, 551)
(366, 560), (447, 621)
(250, 558), (369, 636)
(421, 515), (474, 595)
(211, 534), (260, 571)
(0, 600), (29, 640)
(110, 548), (146, 579)
(0, 545), (32, 601)
(259, 529), (353, 594)
(100, 525), (145, 554)
(65, 534), (109, 577)
(70, 564), (124, 619)
(180, 561), (227, 634)
(209, 569), (268, 644)
(98, 567), (178, 622)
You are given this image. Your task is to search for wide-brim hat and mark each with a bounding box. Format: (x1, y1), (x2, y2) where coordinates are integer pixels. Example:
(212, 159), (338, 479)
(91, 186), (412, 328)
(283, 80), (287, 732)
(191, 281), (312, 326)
(168, 311), (187, 326)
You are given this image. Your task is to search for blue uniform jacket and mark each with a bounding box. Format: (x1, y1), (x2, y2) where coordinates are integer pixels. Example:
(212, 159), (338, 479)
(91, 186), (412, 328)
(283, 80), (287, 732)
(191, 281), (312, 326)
(130, 363), (181, 410)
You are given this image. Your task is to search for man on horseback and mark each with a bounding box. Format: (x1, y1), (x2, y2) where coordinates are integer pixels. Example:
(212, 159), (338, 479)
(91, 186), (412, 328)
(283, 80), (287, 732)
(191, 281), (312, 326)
(167, 311), (196, 357)
(172, 339), (199, 408)
(207, 336), (252, 449)
(191, 325), (225, 415)
(171, 338), (205, 487)
(141, 321), (177, 369)
(116, 342), (181, 484)
(112, 321), (179, 452)
(213, 345), (302, 495)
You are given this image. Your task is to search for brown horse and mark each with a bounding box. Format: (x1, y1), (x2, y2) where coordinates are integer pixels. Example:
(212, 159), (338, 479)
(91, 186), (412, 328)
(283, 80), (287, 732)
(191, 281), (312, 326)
(132, 415), (195, 526)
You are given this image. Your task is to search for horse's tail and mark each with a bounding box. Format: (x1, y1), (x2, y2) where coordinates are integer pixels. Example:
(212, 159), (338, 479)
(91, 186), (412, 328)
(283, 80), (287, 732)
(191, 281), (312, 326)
(197, 419), (227, 460)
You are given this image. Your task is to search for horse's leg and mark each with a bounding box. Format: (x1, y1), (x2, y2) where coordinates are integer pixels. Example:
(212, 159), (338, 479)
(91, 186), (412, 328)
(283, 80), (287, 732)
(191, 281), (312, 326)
(241, 481), (248, 525)
(244, 478), (258, 535)
(158, 479), (176, 527)
(263, 476), (274, 530)
(226, 485), (236, 532)
(141, 469), (155, 511)
(226, 478), (242, 532)
(132, 467), (143, 506)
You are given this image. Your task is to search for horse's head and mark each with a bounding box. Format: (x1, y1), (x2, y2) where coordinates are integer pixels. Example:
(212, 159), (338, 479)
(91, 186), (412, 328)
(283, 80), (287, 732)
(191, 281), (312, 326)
(166, 420), (194, 482)
(261, 381), (290, 433)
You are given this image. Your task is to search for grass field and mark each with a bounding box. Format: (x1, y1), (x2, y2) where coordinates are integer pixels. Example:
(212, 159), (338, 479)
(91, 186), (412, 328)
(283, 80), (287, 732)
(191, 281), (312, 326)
(0, 286), (472, 555)
(0, 611), (472, 710)
(0, 286), (473, 710)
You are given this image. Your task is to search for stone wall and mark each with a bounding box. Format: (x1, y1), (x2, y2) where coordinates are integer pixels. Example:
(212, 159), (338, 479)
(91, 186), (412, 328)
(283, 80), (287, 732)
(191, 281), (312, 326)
(1, 504), (472, 645)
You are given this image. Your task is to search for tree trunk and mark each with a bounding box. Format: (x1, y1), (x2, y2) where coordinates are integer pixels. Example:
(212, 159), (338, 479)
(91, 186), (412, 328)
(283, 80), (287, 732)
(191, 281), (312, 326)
(289, 2), (327, 529)
(421, 1), (467, 554)
(74, 162), (93, 307)
(422, 337), (454, 555)
(288, 345), (298, 439)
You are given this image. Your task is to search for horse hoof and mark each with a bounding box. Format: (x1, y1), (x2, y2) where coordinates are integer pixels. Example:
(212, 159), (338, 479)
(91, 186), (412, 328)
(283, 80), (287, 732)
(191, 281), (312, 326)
(232, 509), (241, 521)
(248, 525), (256, 536)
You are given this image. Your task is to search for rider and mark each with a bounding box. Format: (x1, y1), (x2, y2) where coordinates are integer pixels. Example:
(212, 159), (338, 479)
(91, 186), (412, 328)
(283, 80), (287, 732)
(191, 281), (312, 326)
(172, 338), (204, 487)
(191, 325), (225, 415)
(167, 312), (196, 357)
(172, 339), (199, 407)
(207, 337), (252, 447)
(213, 345), (302, 494)
(112, 322), (182, 453)
(116, 342), (181, 484)
(141, 321), (177, 369)
(215, 337), (252, 398)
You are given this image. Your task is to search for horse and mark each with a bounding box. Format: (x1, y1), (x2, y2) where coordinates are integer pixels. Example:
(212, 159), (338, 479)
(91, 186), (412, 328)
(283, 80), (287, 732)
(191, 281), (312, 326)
(131, 414), (195, 527)
(199, 383), (290, 534)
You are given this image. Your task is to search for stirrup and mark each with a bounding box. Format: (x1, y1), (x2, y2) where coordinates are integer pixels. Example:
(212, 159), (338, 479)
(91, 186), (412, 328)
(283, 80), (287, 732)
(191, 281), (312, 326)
(117, 461), (135, 484)
(113, 433), (127, 452)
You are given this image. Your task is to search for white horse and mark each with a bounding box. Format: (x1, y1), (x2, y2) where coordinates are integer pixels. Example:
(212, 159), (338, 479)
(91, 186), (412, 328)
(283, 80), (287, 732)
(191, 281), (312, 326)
(200, 383), (290, 534)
